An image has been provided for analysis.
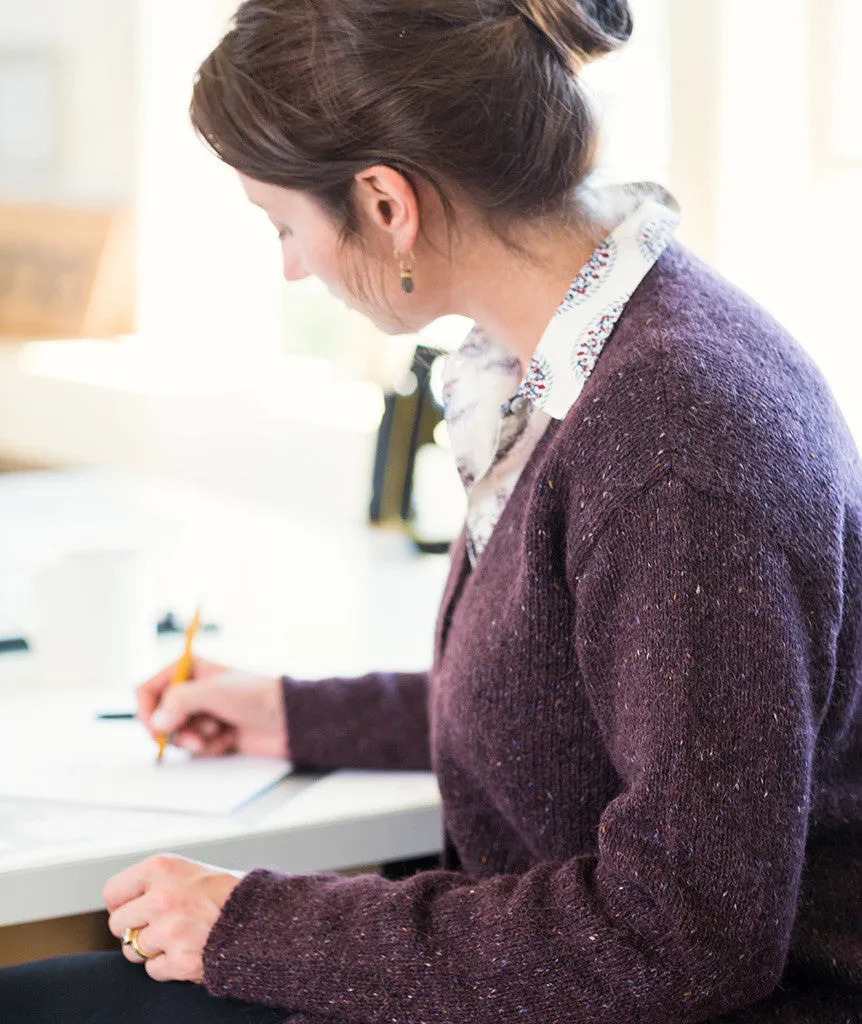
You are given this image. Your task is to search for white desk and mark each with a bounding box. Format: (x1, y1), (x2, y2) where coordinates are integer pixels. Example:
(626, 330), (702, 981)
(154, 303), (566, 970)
(0, 470), (447, 931)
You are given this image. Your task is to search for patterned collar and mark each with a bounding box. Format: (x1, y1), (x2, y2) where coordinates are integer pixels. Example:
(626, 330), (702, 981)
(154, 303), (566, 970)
(441, 181), (681, 565)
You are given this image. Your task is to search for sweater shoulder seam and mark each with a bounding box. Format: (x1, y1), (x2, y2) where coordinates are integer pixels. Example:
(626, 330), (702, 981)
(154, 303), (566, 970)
(564, 468), (790, 586)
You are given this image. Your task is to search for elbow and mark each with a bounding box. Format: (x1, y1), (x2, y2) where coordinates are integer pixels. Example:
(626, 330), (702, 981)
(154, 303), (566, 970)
(733, 955), (785, 1007)
(679, 935), (787, 1017)
(729, 921), (790, 1003)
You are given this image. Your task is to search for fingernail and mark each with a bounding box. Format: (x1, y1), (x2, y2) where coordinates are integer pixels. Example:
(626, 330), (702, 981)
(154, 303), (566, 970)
(151, 711), (169, 731)
(184, 736), (202, 753)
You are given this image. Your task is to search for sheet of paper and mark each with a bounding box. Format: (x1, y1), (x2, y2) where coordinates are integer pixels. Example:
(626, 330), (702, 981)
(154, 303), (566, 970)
(261, 769), (441, 826)
(0, 799), (235, 870)
(0, 712), (291, 816)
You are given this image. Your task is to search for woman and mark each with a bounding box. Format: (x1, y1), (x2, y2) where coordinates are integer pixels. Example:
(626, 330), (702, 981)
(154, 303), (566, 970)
(2, 0), (860, 1021)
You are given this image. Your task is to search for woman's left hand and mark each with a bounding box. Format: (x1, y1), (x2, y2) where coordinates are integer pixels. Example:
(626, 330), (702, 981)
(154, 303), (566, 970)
(103, 854), (243, 983)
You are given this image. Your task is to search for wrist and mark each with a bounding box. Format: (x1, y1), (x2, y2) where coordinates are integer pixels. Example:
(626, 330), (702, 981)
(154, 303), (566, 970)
(205, 870), (244, 920)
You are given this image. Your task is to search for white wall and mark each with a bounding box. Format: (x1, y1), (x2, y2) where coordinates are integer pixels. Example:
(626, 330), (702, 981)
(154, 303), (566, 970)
(667, 0), (861, 442)
(0, 0), (136, 205)
(134, 0), (285, 368)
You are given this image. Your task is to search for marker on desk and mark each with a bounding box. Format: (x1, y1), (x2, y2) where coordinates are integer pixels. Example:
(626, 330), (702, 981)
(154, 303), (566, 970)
(0, 635), (29, 654)
(155, 606), (201, 764)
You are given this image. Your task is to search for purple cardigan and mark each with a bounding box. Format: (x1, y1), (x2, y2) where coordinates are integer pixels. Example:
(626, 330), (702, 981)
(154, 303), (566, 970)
(203, 242), (862, 1023)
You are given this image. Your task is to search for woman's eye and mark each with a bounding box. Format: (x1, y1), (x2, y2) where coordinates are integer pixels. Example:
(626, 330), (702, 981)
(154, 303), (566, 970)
(278, 226), (292, 240)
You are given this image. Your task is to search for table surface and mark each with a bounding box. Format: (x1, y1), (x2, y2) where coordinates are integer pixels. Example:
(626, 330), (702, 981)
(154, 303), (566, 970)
(0, 469), (448, 927)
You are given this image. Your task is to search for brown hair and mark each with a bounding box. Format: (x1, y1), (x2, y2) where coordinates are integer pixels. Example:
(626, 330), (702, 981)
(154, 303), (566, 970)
(189, 0), (633, 311)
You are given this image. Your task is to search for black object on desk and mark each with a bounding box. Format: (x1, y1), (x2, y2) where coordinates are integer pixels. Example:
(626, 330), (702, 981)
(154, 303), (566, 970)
(156, 611), (220, 636)
(369, 344), (451, 554)
(0, 609), (219, 656)
(0, 634), (29, 654)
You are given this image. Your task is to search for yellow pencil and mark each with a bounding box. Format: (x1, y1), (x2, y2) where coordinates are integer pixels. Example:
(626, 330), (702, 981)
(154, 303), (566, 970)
(155, 607), (202, 763)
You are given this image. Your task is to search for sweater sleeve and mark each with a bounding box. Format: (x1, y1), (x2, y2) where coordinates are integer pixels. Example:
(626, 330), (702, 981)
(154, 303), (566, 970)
(281, 671), (431, 771)
(204, 476), (815, 1023)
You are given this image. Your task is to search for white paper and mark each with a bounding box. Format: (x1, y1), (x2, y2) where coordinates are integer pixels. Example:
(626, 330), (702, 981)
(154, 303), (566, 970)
(0, 713), (291, 817)
(261, 769), (441, 826)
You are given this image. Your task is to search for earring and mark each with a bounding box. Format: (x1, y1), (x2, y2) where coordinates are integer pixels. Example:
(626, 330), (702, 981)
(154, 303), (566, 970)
(397, 249), (415, 294)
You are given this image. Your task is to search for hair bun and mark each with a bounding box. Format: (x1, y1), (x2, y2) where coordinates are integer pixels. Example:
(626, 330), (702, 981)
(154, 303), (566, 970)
(511, 0), (633, 65)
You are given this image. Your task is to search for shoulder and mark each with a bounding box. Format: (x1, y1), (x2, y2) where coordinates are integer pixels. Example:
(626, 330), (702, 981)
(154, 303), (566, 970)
(540, 239), (861, 553)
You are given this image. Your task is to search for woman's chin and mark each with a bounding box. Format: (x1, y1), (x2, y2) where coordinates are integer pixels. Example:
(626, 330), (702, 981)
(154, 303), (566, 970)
(348, 303), (417, 336)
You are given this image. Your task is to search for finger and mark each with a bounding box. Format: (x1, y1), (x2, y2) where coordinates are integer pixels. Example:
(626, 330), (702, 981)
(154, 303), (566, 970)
(143, 954), (168, 980)
(135, 665), (177, 726)
(102, 853), (179, 913)
(195, 715), (223, 739)
(140, 923), (206, 984)
(180, 713), (227, 741)
(172, 719), (230, 753)
(195, 729), (238, 758)
(170, 727), (237, 758)
(107, 892), (151, 940)
(170, 728), (204, 754)
(136, 658), (226, 728)
(150, 680), (230, 736)
(144, 949), (181, 983)
(122, 943), (146, 965)
(120, 925), (163, 965)
(102, 860), (152, 913)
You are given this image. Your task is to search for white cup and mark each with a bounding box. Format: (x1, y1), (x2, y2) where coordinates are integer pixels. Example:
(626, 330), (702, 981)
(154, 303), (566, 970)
(34, 545), (156, 691)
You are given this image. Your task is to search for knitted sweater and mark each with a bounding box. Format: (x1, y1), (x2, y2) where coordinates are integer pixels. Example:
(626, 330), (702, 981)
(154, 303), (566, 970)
(203, 241), (862, 1023)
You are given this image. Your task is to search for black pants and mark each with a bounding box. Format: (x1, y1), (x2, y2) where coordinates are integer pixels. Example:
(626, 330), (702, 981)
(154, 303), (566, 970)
(0, 952), (289, 1023)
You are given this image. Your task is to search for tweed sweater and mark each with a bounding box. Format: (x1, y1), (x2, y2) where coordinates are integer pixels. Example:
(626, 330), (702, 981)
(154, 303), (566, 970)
(203, 240), (862, 1024)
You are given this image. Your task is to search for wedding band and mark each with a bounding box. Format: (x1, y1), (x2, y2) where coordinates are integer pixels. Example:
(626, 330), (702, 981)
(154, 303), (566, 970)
(121, 926), (156, 960)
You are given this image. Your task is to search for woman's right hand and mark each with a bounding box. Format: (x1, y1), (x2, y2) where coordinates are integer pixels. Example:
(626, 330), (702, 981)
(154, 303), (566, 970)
(135, 657), (290, 760)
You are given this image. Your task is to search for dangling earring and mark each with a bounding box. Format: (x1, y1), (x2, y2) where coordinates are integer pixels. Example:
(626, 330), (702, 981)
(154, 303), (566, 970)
(397, 249), (415, 294)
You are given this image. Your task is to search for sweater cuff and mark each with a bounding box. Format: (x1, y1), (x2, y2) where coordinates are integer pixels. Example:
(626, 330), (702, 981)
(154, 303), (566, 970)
(201, 867), (343, 1007)
(280, 674), (329, 768)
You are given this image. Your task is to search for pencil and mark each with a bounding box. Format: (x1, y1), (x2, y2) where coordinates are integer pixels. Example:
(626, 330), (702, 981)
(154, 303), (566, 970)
(155, 607), (202, 763)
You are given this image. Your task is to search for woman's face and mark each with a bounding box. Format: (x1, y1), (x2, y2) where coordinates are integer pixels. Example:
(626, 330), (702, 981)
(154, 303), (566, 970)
(238, 171), (431, 335)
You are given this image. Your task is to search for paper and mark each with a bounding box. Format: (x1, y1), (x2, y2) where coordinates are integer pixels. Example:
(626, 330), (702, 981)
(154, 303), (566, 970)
(261, 769), (441, 826)
(0, 712), (291, 816)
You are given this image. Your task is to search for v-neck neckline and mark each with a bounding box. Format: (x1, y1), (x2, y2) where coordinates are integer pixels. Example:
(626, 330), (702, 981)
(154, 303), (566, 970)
(435, 419), (561, 666)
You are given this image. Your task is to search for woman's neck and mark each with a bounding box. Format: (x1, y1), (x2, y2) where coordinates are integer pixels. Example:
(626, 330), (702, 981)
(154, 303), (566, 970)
(448, 196), (619, 369)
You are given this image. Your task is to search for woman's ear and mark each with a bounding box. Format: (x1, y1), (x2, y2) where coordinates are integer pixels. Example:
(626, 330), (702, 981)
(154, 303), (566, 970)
(353, 164), (419, 255)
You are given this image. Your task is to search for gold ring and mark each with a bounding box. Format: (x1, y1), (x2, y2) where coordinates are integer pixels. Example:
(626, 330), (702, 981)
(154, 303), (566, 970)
(121, 926), (156, 960)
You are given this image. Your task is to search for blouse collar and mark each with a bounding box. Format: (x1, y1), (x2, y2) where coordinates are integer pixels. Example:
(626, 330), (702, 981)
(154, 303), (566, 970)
(442, 181), (681, 495)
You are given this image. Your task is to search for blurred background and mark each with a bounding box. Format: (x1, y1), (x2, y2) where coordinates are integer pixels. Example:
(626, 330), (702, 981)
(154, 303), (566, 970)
(0, 0), (859, 522)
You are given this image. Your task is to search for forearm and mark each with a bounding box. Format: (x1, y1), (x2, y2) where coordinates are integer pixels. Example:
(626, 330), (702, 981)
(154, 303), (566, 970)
(282, 670), (431, 770)
(201, 839), (788, 1024)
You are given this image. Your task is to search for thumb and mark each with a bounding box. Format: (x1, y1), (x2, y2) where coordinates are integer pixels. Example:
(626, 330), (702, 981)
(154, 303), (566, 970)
(150, 682), (223, 733)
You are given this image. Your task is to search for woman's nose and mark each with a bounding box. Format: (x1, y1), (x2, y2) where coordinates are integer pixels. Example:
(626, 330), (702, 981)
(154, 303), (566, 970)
(282, 257), (312, 283)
